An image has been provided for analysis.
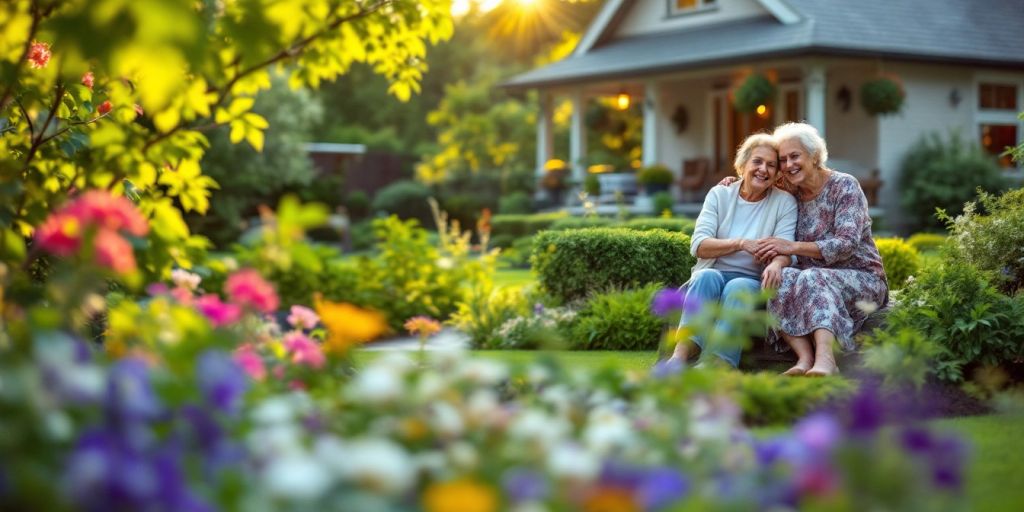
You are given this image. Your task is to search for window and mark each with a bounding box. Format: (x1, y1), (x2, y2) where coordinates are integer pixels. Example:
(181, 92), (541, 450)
(975, 80), (1022, 169)
(981, 124), (1018, 168)
(979, 83), (1018, 110)
(670, 0), (717, 16)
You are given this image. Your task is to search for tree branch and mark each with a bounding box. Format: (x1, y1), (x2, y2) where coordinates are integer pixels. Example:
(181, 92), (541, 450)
(15, 98), (34, 137)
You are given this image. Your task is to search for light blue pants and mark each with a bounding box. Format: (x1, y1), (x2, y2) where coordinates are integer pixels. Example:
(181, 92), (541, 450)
(679, 268), (760, 367)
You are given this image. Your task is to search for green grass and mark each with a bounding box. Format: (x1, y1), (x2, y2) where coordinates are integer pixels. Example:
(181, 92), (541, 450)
(931, 414), (1024, 511)
(354, 349), (657, 373)
(493, 268), (535, 290)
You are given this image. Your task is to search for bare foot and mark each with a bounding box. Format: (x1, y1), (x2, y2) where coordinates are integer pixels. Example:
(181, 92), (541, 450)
(805, 355), (839, 377)
(782, 363), (811, 376)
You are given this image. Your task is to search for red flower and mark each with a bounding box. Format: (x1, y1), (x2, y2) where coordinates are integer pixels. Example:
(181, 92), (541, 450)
(133, 104), (144, 118)
(225, 269), (279, 313)
(97, 100), (112, 115)
(34, 213), (82, 256)
(81, 71), (94, 89)
(93, 229), (137, 274)
(27, 41), (51, 69)
(65, 190), (148, 236)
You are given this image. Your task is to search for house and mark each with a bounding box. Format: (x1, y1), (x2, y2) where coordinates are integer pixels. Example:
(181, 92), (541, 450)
(504, 0), (1024, 231)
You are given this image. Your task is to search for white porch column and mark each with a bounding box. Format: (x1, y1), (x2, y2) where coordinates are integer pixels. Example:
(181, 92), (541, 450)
(569, 88), (587, 184)
(642, 80), (660, 167)
(805, 64), (827, 137)
(536, 90), (554, 191)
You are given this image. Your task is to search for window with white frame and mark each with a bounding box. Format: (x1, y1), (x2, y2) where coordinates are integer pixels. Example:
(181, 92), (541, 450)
(669, 0), (717, 16)
(977, 81), (1021, 169)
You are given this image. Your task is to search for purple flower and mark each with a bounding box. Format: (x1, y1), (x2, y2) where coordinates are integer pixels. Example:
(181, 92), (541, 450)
(197, 351), (248, 414)
(899, 427), (934, 454)
(847, 384), (885, 434)
(651, 358), (684, 379)
(600, 461), (648, 489)
(105, 358), (162, 425)
(65, 429), (156, 510)
(651, 289), (686, 316)
(928, 436), (969, 491)
(794, 413), (841, 454)
(533, 303), (545, 316)
(502, 468), (549, 503)
(638, 467), (689, 511)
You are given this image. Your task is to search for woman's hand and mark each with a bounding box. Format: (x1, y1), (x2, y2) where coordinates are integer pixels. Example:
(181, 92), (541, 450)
(738, 238), (758, 254)
(718, 176), (738, 186)
(753, 237), (795, 263)
(761, 260), (783, 289)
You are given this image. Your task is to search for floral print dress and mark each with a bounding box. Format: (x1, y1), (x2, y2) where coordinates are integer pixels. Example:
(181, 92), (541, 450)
(769, 171), (888, 351)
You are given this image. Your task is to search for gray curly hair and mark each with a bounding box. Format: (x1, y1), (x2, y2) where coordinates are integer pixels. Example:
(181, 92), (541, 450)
(773, 122), (828, 168)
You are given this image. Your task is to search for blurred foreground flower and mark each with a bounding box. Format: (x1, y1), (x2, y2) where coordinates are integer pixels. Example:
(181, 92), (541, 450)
(27, 41), (51, 68)
(287, 305), (319, 330)
(225, 269), (279, 314)
(34, 190), (148, 274)
(423, 478), (497, 512)
(315, 297), (387, 355)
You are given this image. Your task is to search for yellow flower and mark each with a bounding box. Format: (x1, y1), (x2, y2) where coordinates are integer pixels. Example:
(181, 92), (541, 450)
(314, 296), (388, 355)
(422, 478), (497, 512)
(583, 487), (640, 512)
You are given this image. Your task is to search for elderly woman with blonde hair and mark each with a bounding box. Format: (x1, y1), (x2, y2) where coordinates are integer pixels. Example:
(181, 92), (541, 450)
(752, 122), (888, 376)
(667, 133), (797, 368)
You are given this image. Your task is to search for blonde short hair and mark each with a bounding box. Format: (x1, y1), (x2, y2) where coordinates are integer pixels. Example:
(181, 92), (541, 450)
(773, 122), (828, 168)
(733, 133), (778, 176)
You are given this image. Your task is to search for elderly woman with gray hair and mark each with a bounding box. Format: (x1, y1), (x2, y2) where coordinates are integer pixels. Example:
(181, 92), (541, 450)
(667, 133), (797, 368)
(752, 122), (888, 376)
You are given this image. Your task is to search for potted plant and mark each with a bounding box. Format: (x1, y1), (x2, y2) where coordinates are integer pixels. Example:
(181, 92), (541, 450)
(861, 76), (905, 115)
(541, 159), (569, 203)
(637, 164), (674, 195)
(583, 174), (602, 196)
(733, 73), (776, 113)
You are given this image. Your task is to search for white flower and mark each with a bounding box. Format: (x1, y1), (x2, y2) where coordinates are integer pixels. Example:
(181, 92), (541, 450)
(855, 300), (879, 315)
(583, 407), (635, 454)
(413, 450), (447, 478)
(429, 401), (465, 438)
(465, 389), (501, 426)
(457, 359), (508, 386)
(547, 443), (599, 480)
(509, 410), (570, 449)
(447, 441), (479, 471)
(349, 366), (404, 404)
(170, 268), (201, 291)
(263, 453), (332, 500)
(318, 437), (416, 496)
(414, 372), (446, 401)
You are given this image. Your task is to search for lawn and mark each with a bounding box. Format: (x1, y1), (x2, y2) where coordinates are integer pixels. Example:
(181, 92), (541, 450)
(493, 267), (535, 290)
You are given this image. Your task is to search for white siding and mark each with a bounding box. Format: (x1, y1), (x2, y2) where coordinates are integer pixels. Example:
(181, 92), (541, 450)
(617, 0), (769, 38)
(825, 64), (880, 173)
(655, 78), (713, 182)
(876, 63), (978, 233)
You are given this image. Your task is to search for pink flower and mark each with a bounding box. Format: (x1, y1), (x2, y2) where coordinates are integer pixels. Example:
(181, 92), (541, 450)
(97, 100), (112, 115)
(34, 213), (82, 256)
(133, 104), (144, 118)
(225, 269), (279, 314)
(283, 331), (325, 369)
(27, 41), (50, 69)
(81, 71), (94, 89)
(93, 229), (136, 274)
(65, 190), (148, 236)
(169, 286), (193, 306)
(233, 344), (266, 381)
(286, 305), (319, 330)
(196, 294), (242, 327)
(146, 283), (169, 296)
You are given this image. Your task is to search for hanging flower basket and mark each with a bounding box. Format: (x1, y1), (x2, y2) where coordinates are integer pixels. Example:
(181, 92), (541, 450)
(733, 73), (776, 113)
(860, 77), (905, 115)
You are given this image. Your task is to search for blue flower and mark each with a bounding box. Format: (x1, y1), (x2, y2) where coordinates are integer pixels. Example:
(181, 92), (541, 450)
(794, 413), (841, 454)
(533, 303), (545, 316)
(196, 351), (248, 414)
(638, 467), (689, 511)
(651, 289), (686, 317)
(847, 383), (885, 434)
(105, 358), (162, 425)
(502, 468), (549, 503)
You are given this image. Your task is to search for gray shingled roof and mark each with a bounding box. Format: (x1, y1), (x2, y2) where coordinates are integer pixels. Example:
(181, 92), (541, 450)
(504, 0), (1024, 89)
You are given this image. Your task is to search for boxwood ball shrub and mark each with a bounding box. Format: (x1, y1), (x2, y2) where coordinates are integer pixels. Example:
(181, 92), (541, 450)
(906, 232), (946, 253)
(652, 191), (675, 216)
(569, 284), (663, 350)
(370, 179), (434, 225)
(497, 191), (533, 214)
(622, 217), (696, 235)
(532, 228), (695, 304)
(874, 237), (921, 289)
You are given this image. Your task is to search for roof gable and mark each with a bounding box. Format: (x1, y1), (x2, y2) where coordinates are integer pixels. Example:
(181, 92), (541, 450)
(575, 0), (800, 56)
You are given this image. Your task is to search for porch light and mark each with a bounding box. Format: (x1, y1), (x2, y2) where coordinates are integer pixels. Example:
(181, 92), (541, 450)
(615, 91), (631, 110)
(756, 104), (768, 117)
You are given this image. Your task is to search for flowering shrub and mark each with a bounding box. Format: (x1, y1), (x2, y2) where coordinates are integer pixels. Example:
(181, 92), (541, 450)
(941, 187), (1024, 294)
(493, 304), (576, 350)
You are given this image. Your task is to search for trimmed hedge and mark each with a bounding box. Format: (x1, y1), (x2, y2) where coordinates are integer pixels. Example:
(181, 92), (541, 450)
(875, 237), (921, 290)
(622, 217), (695, 235)
(532, 228), (695, 304)
(491, 212), (568, 244)
(906, 233), (946, 253)
(548, 216), (616, 231)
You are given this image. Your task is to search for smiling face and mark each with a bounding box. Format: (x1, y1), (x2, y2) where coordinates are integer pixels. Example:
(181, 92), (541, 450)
(740, 145), (778, 198)
(778, 138), (815, 188)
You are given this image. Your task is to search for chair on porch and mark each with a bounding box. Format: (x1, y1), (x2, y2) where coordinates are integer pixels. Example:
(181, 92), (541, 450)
(858, 169), (883, 207)
(679, 158), (709, 201)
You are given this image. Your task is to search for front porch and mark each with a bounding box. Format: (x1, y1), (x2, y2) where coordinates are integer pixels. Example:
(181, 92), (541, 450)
(532, 57), (886, 212)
